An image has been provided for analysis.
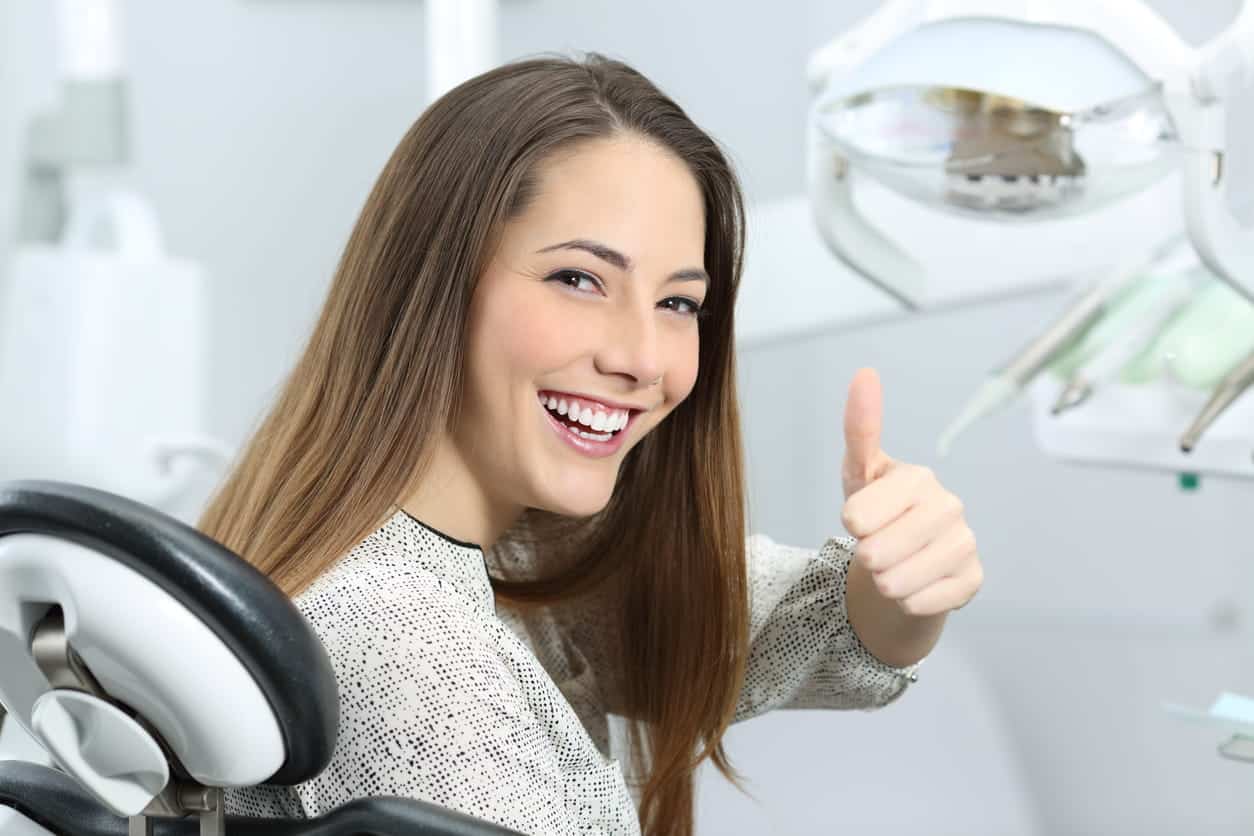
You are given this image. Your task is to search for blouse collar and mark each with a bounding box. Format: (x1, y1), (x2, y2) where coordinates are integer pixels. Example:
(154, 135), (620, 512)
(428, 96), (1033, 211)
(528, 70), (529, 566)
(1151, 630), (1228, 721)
(387, 509), (495, 615)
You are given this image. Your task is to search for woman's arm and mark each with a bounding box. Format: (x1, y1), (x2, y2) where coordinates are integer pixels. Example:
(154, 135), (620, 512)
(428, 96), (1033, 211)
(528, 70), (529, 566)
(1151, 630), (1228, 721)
(498, 532), (922, 728)
(733, 532), (918, 723)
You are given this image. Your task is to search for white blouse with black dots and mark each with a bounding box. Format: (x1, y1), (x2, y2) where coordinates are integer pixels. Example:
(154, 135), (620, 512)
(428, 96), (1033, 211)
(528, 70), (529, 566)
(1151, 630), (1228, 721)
(225, 510), (919, 835)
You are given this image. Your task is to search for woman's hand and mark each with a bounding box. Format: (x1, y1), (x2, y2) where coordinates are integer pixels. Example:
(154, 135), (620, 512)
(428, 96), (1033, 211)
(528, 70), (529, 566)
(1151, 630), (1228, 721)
(839, 368), (983, 666)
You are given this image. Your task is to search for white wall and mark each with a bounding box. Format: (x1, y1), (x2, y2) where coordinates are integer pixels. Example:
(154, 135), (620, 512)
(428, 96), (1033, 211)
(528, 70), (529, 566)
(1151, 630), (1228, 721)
(0, 1), (59, 295)
(4, 1), (1254, 833)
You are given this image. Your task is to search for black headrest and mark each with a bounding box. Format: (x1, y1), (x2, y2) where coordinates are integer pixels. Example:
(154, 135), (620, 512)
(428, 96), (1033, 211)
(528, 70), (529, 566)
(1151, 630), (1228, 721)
(0, 761), (524, 836)
(0, 480), (338, 786)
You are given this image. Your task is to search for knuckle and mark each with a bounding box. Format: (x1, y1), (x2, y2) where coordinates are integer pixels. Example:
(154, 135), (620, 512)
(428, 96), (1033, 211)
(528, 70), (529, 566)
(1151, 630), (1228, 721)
(962, 526), (978, 553)
(969, 562), (985, 591)
(842, 506), (865, 536)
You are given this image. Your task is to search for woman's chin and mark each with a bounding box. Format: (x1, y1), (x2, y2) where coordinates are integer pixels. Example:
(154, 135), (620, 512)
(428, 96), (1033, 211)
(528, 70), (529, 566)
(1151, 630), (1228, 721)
(531, 482), (614, 519)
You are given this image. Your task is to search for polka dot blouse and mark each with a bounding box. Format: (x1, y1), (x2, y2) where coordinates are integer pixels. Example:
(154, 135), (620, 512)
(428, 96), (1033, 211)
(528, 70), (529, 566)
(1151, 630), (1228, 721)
(225, 510), (919, 834)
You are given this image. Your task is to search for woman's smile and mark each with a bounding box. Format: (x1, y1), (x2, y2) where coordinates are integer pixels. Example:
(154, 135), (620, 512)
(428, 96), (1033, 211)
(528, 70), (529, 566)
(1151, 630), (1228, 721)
(536, 389), (643, 458)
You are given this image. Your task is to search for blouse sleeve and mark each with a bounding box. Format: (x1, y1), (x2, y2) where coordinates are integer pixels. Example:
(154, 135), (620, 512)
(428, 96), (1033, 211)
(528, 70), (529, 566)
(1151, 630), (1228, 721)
(488, 531), (919, 736)
(288, 565), (577, 836)
(732, 532), (920, 723)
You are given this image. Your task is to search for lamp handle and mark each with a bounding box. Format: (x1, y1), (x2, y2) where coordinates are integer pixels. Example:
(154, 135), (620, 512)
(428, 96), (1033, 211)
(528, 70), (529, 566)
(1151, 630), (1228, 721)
(1166, 88), (1254, 306)
(805, 116), (927, 309)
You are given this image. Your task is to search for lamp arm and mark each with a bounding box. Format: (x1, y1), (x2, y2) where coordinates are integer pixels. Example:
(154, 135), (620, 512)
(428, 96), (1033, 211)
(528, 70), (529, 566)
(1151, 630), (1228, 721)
(804, 114), (926, 309)
(1164, 89), (1254, 305)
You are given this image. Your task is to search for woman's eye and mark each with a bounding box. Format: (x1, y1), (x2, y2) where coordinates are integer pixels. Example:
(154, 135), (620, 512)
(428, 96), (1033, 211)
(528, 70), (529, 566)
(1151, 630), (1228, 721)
(547, 269), (601, 293)
(660, 297), (706, 318)
(547, 270), (705, 319)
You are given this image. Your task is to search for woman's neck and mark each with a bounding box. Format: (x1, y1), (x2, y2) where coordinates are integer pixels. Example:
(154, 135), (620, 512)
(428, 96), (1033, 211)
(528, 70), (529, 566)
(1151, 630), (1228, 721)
(399, 434), (520, 550)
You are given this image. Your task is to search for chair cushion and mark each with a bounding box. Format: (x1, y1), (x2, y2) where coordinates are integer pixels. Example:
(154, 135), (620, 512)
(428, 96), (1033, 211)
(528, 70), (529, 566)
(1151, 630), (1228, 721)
(0, 480), (337, 785)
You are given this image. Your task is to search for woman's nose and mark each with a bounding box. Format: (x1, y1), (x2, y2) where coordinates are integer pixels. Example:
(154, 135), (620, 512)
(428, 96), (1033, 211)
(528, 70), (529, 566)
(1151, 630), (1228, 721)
(595, 306), (663, 387)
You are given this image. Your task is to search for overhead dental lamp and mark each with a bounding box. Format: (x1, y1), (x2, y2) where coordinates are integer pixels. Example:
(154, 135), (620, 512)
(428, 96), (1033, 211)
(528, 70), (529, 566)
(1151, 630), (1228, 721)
(807, 0), (1254, 309)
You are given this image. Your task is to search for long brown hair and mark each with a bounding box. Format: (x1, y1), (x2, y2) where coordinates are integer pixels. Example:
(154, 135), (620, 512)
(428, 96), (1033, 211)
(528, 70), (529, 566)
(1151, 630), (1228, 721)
(198, 52), (749, 836)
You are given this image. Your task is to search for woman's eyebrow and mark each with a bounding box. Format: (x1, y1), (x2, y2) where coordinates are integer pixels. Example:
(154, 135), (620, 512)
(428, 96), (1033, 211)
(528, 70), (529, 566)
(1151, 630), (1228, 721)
(538, 238), (630, 270)
(536, 238), (709, 286)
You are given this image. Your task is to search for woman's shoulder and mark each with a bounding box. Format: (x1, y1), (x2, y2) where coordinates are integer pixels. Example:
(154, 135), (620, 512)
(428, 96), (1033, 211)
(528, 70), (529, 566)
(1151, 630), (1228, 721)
(293, 513), (500, 651)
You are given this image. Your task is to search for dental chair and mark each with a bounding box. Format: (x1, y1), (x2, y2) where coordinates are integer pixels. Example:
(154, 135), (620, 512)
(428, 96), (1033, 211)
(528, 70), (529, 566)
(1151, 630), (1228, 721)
(0, 480), (521, 836)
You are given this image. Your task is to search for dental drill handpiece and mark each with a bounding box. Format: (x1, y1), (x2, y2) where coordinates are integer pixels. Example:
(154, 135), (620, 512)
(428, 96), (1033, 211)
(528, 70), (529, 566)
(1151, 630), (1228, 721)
(1179, 347), (1254, 453)
(937, 234), (1188, 456)
(936, 286), (1110, 455)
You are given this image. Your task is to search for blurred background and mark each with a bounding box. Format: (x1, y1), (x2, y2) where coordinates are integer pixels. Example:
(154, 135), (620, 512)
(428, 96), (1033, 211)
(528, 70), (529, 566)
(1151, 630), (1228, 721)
(3, 1), (1254, 834)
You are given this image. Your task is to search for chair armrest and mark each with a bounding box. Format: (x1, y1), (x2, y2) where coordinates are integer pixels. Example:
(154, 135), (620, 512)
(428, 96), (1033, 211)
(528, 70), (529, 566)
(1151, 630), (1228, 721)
(0, 762), (523, 836)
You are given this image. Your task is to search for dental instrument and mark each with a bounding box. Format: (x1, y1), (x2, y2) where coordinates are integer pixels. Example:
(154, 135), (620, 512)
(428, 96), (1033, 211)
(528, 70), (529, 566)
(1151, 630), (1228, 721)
(1179, 348), (1254, 453)
(936, 234), (1183, 456)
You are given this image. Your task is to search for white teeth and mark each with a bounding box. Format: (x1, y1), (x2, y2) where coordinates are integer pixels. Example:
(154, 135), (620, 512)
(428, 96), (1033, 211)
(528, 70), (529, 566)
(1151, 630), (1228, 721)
(539, 393), (631, 436)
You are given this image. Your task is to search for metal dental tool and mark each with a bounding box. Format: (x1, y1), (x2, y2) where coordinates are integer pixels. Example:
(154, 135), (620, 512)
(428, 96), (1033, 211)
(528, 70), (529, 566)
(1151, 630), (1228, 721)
(1179, 347), (1254, 453)
(937, 234), (1185, 455)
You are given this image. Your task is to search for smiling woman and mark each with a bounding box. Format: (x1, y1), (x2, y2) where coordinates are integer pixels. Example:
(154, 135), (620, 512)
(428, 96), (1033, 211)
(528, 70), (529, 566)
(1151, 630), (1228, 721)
(198, 53), (920, 836)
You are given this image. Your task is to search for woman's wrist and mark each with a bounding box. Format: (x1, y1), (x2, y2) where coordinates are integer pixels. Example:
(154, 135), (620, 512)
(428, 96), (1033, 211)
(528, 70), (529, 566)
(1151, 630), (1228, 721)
(845, 557), (946, 669)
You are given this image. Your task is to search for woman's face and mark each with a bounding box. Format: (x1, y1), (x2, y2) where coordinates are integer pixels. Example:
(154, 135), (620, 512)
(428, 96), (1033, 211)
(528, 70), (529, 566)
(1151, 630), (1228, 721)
(457, 134), (708, 519)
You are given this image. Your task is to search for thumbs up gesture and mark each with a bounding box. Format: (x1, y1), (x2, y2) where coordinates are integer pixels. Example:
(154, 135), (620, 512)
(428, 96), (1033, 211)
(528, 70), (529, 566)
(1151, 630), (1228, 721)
(841, 369), (983, 622)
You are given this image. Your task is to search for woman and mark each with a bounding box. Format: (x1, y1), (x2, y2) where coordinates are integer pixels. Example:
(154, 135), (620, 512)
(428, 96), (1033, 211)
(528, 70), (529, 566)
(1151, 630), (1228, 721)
(210, 53), (982, 836)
